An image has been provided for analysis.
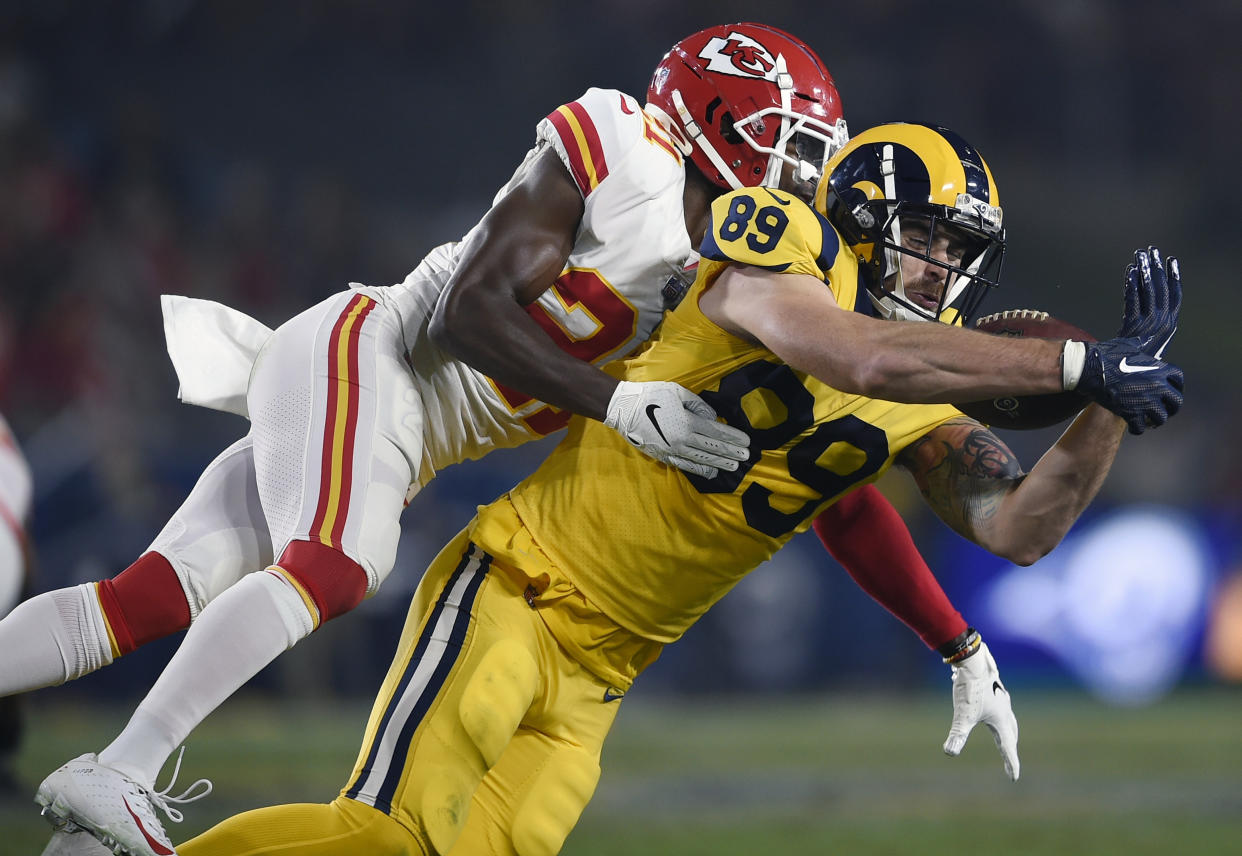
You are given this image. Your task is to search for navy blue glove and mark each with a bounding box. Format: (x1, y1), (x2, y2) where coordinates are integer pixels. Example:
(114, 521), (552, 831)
(1076, 338), (1184, 435)
(1119, 246), (1181, 357)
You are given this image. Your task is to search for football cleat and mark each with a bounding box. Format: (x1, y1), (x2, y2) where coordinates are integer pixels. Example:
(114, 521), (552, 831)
(35, 750), (211, 856)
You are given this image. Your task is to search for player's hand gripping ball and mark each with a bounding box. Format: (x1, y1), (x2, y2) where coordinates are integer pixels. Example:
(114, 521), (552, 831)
(957, 310), (1094, 430)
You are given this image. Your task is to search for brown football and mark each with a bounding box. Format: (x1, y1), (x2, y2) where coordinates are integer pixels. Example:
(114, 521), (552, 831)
(956, 309), (1096, 430)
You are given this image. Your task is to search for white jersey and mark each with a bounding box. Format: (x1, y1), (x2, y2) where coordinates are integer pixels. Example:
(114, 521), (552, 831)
(166, 88), (692, 475)
(372, 87), (691, 470)
(153, 88), (697, 604)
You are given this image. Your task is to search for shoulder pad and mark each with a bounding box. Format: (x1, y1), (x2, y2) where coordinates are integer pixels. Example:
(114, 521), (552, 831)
(699, 187), (842, 277)
(536, 88), (646, 198)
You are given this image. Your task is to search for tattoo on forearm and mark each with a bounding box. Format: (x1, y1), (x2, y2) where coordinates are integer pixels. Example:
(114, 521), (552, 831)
(958, 430), (1020, 480)
(902, 418), (1024, 537)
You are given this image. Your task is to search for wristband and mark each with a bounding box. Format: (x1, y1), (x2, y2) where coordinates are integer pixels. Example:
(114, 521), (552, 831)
(938, 627), (982, 664)
(1061, 340), (1086, 390)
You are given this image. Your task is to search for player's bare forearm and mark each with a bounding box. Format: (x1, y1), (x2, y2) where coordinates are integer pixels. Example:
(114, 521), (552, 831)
(430, 147), (618, 421)
(986, 404), (1124, 558)
(899, 417), (1025, 554)
(852, 320), (1066, 402)
(782, 304), (1067, 402)
(902, 407), (1123, 564)
(706, 268), (1066, 402)
(433, 238), (619, 420)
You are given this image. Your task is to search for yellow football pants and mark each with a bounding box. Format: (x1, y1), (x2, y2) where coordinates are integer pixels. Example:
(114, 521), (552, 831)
(179, 526), (622, 856)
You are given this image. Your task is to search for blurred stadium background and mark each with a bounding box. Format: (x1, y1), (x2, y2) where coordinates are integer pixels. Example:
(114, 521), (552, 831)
(0, 0), (1239, 853)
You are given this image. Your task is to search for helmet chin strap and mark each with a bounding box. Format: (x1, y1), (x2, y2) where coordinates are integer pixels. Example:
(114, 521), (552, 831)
(643, 102), (694, 156)
(868, 291), (935, 323)
(866, 284), (930, 322)
(942, 253), (981, 309)
(865, 287), (897, 320)
(670, 89), (744, 189)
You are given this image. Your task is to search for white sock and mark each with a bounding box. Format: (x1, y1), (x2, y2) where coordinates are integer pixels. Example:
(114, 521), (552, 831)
(98, 570), (314, 787)
(0, 584), (114, 696)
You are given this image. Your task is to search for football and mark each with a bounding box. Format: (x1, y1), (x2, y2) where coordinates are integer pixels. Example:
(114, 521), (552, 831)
(956, 309), (1096, 430)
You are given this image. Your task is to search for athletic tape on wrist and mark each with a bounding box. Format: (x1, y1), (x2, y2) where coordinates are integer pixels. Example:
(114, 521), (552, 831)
(1061, 340), (1086, 390)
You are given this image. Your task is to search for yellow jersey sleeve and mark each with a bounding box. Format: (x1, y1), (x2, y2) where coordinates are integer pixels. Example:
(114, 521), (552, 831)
(699, 186), (842, 276)
(693, 186), (858, 314)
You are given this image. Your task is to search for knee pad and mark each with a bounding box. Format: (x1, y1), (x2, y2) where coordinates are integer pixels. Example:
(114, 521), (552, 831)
(511, 745), (601, 856)
(274, 539), (368, 628)
(458, 639), (539, 767)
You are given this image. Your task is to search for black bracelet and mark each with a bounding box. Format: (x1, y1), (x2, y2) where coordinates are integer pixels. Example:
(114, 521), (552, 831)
(938, 627), (982, 664)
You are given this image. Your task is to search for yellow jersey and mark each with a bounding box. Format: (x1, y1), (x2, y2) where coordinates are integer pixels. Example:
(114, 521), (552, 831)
(472, 186), (961, 650)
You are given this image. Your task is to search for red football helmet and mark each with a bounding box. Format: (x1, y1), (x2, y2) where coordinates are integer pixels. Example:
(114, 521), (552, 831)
(646, 23), (848, 194)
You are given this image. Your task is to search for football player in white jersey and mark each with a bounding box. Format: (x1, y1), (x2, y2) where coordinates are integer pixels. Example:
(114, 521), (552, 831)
(18, 24), (1008, 856)
(0, 413), (33, 799)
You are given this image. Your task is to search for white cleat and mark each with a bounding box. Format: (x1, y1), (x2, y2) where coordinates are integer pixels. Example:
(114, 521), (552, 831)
(34, 750), (211, 856)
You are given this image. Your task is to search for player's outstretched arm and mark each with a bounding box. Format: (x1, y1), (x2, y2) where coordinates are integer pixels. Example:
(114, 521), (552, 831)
(701, 265), (1067, 402)
(700, 263), (1182, 434)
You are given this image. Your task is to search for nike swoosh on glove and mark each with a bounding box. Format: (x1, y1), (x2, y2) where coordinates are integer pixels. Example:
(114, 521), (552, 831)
(1072, 338), (1184, 435)
(944, 640), (1020, 782)
(604, 380), (750, 479)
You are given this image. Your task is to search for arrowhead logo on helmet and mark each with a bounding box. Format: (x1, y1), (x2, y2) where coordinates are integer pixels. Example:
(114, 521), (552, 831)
(698, 33), (778, 79)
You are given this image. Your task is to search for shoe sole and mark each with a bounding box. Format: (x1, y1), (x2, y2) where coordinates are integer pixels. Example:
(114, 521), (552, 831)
(36, 795), (132, 856)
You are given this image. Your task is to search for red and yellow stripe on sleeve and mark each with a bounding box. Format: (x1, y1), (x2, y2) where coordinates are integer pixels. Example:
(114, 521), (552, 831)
(310, 293), (377, 551)
(545, 101), (610, 196)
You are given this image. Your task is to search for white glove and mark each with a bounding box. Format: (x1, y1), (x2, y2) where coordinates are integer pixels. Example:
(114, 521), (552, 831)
(943, 639), (1020, 781)
(604, 380), (750, 479)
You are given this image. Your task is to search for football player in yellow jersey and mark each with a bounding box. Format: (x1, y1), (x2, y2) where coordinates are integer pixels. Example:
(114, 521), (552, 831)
(177, 123), (1183, 856)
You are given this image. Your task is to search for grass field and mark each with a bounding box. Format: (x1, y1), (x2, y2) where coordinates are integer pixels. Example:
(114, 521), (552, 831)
(2, 688), (1239, 855)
